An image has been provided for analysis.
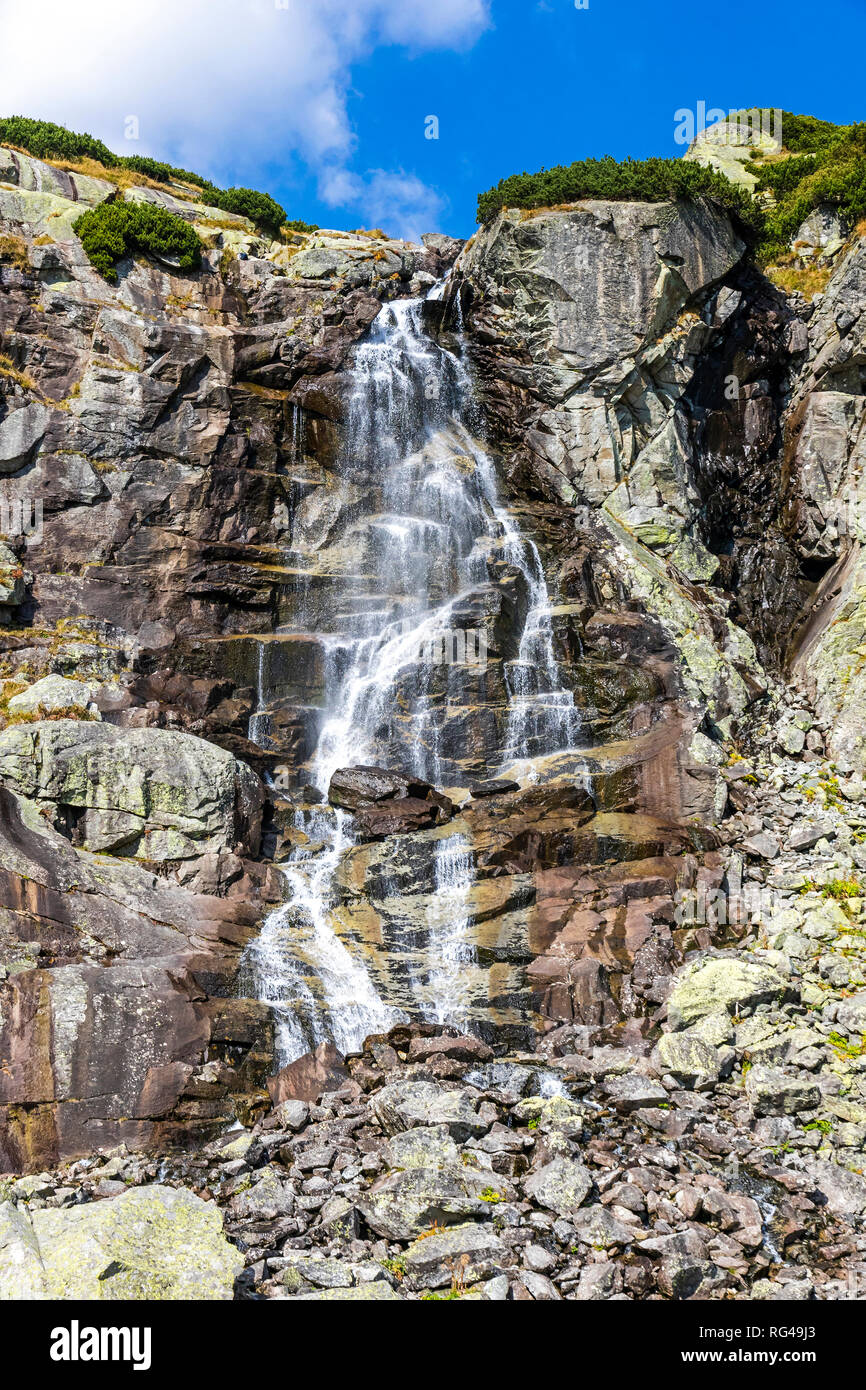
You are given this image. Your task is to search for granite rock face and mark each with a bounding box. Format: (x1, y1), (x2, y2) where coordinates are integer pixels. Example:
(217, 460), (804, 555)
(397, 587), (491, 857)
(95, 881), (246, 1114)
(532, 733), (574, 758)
(0, 783), (277, 1169)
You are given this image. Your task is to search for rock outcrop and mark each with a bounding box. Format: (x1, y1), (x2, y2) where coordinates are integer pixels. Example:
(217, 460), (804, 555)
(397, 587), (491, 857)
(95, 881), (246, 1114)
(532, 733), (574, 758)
(0, 719), (264, 860)
(3, 120), (866, 1322)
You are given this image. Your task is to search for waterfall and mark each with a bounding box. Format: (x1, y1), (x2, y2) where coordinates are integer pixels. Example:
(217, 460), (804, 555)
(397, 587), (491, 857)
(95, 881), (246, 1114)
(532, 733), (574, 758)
(420, 832), (476, 1027)
(244, 281), (582, 1066)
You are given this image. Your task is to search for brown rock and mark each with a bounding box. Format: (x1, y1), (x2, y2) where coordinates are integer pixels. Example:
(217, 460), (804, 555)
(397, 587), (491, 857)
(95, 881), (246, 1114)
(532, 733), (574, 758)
(267, 1042), (348, 1106)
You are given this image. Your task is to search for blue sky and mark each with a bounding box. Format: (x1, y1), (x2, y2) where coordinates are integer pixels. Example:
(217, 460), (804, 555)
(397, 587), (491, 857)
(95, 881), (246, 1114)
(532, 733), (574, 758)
(308, 0), (864, 237)
(1, 0), (864, 240)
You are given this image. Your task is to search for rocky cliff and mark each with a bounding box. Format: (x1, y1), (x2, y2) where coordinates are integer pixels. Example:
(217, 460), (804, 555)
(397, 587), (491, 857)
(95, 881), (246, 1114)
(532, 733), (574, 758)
(3, 128), (866, 1303)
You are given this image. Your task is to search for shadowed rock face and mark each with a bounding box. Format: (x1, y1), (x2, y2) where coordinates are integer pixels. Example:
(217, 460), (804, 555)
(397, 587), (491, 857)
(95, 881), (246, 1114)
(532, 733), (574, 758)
(0, 785), (279, 1170)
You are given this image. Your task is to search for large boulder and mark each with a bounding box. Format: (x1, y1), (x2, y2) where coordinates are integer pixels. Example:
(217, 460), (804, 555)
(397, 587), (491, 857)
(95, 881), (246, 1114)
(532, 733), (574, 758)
(402, 1222), (506, 1290)
(7, 675), (99, 718)
(328, 764), (452, 838)
(0, 720), (264, 860)
(524, 1156), (593, 1216)
(357, 1164), (501, 1241)
(267, 1041), (348, 1106)
(666, 954), (793, 1030)
(745, 1066), (821, 1117)
(0, 1186), (242, 1299)
(369, 1080), (487, 1141)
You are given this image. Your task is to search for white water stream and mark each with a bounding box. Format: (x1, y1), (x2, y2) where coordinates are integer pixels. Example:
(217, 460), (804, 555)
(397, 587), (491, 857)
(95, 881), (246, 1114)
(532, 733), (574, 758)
(244, 284), (582, 1065)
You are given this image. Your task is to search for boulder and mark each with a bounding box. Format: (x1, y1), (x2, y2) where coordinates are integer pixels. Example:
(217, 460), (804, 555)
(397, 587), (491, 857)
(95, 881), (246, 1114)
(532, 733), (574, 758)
(328, 765), (432, 810)
(357, 1165), (499, 1241)
(652, 1033), (725, 1090)
(834, 993), (866, 1036)
(328, 765), (452, 833)
(0, 1186), (242, 1299)
(804, 1159), (866, 1217)
(745, 1066), (821, 1117)
(382, 1125), (461, 1170)
(7, 675), (98, 717)
(602, 1075), (668, 1111)
(356, 795), (451, 839)
(524, 1156), (593, 1215)
(267, 1041), (347, 1106)
(0, 720), (264, 860)
(402, 1221), (506, 1290)
(667, 955), (793, 1030)
(369, 1080), (488, 1141)
(406, 1034), (494, 1064)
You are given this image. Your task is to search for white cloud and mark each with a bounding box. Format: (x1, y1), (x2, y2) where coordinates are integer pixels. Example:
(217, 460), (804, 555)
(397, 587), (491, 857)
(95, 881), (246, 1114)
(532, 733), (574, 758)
(319, 166), (446, 244)
(0, 0), (489, 235)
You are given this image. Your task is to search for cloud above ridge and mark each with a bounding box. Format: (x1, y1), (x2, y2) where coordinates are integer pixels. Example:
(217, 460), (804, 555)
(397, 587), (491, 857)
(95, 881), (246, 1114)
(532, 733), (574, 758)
(0, 0), (490, 236)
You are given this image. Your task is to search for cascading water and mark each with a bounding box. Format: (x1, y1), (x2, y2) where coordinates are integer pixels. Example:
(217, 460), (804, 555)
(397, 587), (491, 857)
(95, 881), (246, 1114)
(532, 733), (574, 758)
(243, 282), (583, 1065)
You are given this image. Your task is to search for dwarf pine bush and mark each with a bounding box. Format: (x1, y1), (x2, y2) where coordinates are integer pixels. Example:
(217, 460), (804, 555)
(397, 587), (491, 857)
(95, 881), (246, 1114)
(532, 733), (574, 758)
(72, 201), (202, 282)
(1, 116), (288, 236)
(475, 154), (760, 230)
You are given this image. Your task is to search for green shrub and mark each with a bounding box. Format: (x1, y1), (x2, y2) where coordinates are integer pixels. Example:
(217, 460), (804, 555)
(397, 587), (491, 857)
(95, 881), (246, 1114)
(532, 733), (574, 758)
(118, 153), (216, 192)
(476, 154), (760, 232)
(72, 200), (202, 282)
(750, 123), (866, 263)
(0, 115), (118, 167)
(2, 115), (290, 237)
(209, 186), (286, 234)
(776, 111), (853, 153)
(285, 218), (319, 234)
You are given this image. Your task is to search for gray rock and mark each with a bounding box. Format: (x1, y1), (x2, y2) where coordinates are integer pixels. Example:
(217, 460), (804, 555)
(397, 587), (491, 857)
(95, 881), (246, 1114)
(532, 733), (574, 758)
(383, 1125), (460, 1170)
(804, 1159), (866, 1216)
(651, 1033), (724, 1090)
(356, 1164), (500, 1241)
(667, 955), (792, 1030)
(403, 1221), (505, 1290)
(745, 1066), (821, 1116)
(573, 1264), (619, 1299)
(295, 1281), (404, 1301)
(369, 1080), (487, 1141)
(750, 1277), (814, 1301)
(524, 1157), (593, 1216)
(572, 1204), (634, 1248)
(518, 1270), (562, 1300)
(835, 993), (866, 1036)
(742, 831), (781, 860)
(228, 1168), (294, 1222)
(788, 821), (836, 852)
(271, 1099), (310, 1132)
(0, 402), (53, 473)
(0, 720), (263, 860)
(602, 1074), (668, 1111)
(7, 675), (98, 717)
(0, 1185), (242, 1299)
